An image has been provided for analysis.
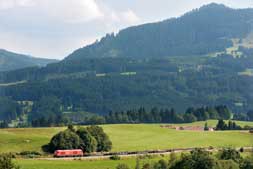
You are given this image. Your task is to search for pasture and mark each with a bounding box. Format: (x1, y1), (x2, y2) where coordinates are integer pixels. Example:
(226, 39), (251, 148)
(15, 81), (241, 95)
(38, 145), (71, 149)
(16, 155), (169, 169)
(16, 158), (137, 169)
(0, 120), (252, 153)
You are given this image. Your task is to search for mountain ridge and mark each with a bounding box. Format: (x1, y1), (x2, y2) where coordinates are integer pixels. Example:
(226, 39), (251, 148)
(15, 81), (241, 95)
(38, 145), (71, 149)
(0, 49), (58, 72)
(65, 3), (253, 62)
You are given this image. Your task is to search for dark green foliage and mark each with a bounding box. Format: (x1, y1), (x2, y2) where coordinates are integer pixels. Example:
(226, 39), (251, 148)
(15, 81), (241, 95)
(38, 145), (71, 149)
(87, 125), (112, 152)
(45, 125), (112, 153)
(0, 154), (20, 169)
(216, 120), (228, 130)
(67, 124), (75, 132)
(216, 160), (240, 169)
(215, 106), (232, 120)
(142, 164), (152, 169)
(154, 159), (168, 169)
(170, 149), (217, 169)
(169, 152), (178, 167)
(30, 96), (68, 127)
(19, 151), (41, 158)
(137, 149), (252, 169)
(135, 158), (141, 169)
(204, 122), (209, 131)
(247, 111), (253, 121)
(0, 121), (8, 128)
(116, 164), (130, 169)
(110, 155), (121, 160)
(76, 128), (97, 153)
(0, 97), (21, 122)
(48, 129), (81, 153)
(106, 106), (231, 124)
(240, 157), (253, 169)
(216, 120), (242, 131)
(218, 148), (242, 163)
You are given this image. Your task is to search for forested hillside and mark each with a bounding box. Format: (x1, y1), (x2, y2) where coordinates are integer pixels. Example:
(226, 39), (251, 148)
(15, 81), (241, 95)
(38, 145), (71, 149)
(0, 49), (57, 72)
(67, 3), (253, 61)
(0, 3), (253, 125)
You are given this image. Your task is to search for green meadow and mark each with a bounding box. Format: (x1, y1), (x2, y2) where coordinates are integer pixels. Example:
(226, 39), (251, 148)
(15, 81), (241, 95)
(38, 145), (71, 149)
(16, 156), (166, 169)
(0, 120), (252, 153)
(16, 158), (138, 169)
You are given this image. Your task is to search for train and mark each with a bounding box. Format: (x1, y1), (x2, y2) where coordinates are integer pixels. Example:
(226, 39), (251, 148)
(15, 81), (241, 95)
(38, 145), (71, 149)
(53, 147), (252, 158)
(54, 149), (84, 157)
(53, 148), (188, 158)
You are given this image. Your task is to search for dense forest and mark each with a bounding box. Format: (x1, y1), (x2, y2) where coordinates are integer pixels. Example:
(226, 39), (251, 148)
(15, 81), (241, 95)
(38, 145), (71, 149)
(1, 55), (253, 115)
(1, 95), (253, 127)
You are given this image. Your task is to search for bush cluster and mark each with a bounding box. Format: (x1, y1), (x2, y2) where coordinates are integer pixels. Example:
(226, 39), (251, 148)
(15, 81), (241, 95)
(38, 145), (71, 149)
(43, 125), (112, 153)
(116, 148), (253, 169)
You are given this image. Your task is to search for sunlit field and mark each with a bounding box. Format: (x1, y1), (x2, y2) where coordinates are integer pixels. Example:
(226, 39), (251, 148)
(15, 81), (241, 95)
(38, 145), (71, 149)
(0, 120), (252, 153)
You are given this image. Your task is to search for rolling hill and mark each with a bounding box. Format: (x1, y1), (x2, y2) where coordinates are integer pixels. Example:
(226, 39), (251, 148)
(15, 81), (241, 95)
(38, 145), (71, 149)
(0, 49), (58, 72)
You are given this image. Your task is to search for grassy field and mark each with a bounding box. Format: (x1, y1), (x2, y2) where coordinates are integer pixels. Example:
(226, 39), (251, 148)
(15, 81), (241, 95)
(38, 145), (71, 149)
(16, 156), (166, 169)
(16, 158), (137, 169)
(0, 120), (252, 153)
(16, 152), (253, 169)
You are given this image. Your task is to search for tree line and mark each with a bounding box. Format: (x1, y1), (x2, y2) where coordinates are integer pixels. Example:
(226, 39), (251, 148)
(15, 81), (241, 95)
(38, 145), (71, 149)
(1, 94), (253, 128)
(105, 105), (232, 124)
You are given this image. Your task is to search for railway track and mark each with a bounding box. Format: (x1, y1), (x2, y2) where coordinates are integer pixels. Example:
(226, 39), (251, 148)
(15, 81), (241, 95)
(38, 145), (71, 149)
(38, 147), (253, 161)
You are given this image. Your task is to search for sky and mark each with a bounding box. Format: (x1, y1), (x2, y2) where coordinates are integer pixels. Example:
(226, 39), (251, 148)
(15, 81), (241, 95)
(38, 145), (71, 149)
(0, 0), (253, 59)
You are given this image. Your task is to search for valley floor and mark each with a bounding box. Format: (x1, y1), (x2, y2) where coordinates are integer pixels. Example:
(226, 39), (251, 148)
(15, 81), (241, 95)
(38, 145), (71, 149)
(0, 120), (252, 153)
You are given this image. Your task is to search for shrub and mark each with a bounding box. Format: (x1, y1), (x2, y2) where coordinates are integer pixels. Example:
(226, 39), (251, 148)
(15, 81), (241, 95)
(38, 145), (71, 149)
(218, 148), (242, 163)
(153, 159), (167, 169)
(240, 157), (253, 169)
(0, 154), (20, 169)
(217, 160), (239, 169)
(110, 155), (121, 160)
(116, 164), (130, 169)
(170, 149), (217, 169)
(19, 151), (41, 158)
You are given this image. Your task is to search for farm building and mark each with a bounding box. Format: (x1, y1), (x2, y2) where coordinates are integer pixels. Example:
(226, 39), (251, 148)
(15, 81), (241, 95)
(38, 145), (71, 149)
(176, 126), (214, 131)
(160, 125), (214, 131)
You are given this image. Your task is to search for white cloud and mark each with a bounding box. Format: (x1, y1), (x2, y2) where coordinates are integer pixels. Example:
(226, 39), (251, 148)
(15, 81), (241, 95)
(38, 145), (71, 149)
(0, 0), (104, 23)
(121, 10), (140, 24)
(40, 0), (104, 23)
(0, 0), (33, 9)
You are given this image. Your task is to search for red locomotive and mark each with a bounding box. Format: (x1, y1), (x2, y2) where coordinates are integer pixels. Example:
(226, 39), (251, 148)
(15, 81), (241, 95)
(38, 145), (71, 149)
(54, 149), (84, 157)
